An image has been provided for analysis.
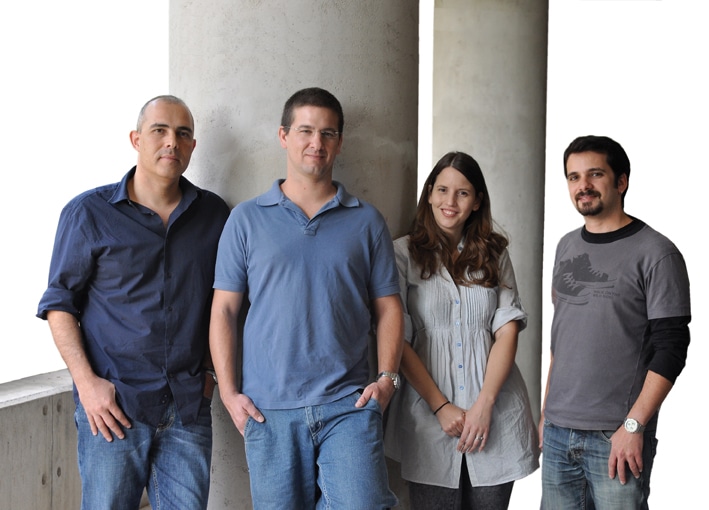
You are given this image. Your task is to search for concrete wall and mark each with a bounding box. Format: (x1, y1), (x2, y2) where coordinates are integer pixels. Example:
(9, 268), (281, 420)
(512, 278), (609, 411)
(0, 372), (80, 510)
(168, 0), (419, 237)
(432, 0), (549, 414)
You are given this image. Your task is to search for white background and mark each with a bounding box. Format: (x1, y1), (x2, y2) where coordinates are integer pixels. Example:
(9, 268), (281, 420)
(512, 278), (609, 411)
(1, 1), (706, 507)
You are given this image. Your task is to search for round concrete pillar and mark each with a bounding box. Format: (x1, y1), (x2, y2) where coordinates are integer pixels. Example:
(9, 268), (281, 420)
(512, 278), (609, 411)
(431, 0), (549, 416)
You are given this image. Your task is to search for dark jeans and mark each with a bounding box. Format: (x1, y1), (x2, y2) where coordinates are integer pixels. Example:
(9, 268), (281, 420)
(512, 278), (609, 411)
(409, 457), (514, 510)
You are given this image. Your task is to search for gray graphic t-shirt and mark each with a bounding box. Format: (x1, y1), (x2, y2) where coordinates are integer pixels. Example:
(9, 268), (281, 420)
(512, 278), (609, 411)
(545, 220), (690, 430)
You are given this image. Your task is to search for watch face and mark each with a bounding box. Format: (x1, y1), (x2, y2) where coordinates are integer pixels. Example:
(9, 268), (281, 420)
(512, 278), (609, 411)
(625, 419), (637, 432)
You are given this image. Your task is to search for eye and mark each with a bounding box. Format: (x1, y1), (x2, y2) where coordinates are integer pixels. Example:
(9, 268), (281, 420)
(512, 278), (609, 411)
(567, 175), (577, 182)
(457, 190), (469, 197)
(298, 128), (314, 136)
(320, 130), (338, 139)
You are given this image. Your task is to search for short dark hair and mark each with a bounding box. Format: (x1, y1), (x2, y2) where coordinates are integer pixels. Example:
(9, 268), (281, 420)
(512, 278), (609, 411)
(563, 135), (631, 203)
(280, 87), (344, 135)
(136, 95), (193, 132)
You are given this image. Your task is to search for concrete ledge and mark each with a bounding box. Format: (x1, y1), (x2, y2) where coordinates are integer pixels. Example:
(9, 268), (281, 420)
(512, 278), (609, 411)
(0, 369), (73, 409)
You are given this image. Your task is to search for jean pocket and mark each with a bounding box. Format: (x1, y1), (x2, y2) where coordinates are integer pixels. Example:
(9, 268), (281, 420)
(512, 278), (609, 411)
(600, 429), (617, 442)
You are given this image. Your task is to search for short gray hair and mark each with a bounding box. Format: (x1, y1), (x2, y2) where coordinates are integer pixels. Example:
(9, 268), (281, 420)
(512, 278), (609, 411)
(136, 95), (193, 132)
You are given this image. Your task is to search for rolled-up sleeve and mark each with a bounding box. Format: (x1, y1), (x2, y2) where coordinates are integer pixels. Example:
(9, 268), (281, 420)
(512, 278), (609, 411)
(37, 201), (94, 320)
(491, 249), (527, 334)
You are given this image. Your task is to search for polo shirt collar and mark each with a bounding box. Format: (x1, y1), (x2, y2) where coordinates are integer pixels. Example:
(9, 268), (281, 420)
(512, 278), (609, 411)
(258, 179), (360, 208)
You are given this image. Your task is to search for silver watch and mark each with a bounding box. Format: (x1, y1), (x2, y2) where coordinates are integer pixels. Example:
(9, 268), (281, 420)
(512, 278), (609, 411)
(376, 371), (400, 390)
(623, 417), (645, 434)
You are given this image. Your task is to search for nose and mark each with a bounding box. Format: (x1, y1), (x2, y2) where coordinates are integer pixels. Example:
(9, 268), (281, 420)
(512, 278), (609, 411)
(576, 175), (591, 190)
(309, 132), (325, 149)
(165, 131), (178, 149)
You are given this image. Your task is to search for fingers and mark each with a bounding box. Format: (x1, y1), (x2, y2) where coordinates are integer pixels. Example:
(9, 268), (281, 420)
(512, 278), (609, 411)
(457, 433), (487, 453)
(87, 406), (131, 442)
(354, 387), (373, 408)
(611, 457), (641, 485)
(614, 459), (628, 485)
(437, 405), (466, 437)
(223, 392), (264, 435)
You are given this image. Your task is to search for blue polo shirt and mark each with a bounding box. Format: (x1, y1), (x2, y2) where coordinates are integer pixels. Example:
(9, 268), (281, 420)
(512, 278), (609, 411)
(214, 179), (399, 409)
(37, 167), (230, 427)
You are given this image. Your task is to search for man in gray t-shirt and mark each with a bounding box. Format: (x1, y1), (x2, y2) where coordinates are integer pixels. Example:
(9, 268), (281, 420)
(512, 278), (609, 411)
(540, 135), (691, 510)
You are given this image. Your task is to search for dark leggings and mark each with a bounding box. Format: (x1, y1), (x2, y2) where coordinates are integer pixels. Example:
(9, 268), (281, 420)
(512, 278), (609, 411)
(408, 457), (514, 510)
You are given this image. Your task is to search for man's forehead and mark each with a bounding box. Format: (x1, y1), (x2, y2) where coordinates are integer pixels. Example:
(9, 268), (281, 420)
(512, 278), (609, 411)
(291, 105), (338, 124)
(143, 100), (193, 127)
(567, 152), (609, 169)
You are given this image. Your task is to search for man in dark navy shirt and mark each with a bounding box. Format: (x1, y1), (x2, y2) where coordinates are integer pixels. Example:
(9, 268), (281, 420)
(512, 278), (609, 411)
(37, 95), (229, 510)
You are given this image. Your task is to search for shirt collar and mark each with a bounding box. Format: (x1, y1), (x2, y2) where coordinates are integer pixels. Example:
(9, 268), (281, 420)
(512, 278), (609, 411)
(108, 166), (200, 206)
(257, 179), (360, 208)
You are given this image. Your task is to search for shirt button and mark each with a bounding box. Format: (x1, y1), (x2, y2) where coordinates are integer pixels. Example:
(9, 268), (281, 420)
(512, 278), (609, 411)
(455, 299), (460, 304)
(458, 364), (463, 368)
(459, 386), (464, 390)
(457, 342), (462, 347)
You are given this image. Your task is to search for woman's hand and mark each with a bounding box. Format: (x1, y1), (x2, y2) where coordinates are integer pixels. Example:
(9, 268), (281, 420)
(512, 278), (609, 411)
(435, 403), (466, 437)
(457, 397), (493, 453)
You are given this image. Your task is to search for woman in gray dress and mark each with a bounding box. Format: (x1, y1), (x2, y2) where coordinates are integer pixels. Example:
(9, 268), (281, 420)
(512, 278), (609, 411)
(386, 151), (539, 509)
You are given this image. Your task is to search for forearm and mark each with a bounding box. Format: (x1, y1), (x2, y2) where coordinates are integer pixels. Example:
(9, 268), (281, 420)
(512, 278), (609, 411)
(373, 295), (404, 373)
(399, 342), (448, 411)
(46, 310), (97, 388)
(208, 290), (243, 394)
(540, 352), (554, 419)
(626, 370), (673, 426)
(477, 320), (519, 406)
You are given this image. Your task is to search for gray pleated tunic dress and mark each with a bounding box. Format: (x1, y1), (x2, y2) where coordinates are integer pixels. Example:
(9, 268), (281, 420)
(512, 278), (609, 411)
(385, 236), (539, 488)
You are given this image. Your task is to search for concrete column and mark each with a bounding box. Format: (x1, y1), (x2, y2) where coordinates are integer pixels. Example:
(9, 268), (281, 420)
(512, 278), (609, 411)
(432, 0), (549, 415)
(169, 1), (418, 508)
(169, 0), (419, 237)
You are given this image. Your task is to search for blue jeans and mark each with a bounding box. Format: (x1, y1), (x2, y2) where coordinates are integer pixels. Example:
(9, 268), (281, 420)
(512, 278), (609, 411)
(75, 398), (212, 510)
(541, 420), (657, 510)
(244, 390), (398, 509)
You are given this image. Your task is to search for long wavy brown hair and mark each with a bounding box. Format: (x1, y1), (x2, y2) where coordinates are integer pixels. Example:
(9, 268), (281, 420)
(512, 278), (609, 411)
(409, 151), (508, 287)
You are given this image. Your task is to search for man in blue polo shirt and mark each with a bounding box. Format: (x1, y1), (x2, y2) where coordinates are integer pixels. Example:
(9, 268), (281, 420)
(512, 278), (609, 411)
(37, 95), (230, 510)
(210, 87), (404, 509)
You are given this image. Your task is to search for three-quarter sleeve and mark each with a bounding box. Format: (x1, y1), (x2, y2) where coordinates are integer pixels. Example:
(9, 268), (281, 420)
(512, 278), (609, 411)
(490, 249), (527, 334)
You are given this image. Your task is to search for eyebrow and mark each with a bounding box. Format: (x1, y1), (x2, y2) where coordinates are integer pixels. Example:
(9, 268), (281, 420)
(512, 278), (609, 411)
(149, 122), (193, 134)
(296, 124), (336, 131)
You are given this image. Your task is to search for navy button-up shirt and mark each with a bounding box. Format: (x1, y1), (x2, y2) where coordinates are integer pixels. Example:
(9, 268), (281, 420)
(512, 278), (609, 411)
(38, 167), (230, 426)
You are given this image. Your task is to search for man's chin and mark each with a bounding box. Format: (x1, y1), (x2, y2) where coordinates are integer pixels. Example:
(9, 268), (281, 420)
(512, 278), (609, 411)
(578, 206), (603, 217)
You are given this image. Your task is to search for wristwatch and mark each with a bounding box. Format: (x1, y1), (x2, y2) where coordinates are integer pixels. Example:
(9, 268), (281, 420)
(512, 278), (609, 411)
(623, 417), (645, 434)
(376, 371), (401, 391)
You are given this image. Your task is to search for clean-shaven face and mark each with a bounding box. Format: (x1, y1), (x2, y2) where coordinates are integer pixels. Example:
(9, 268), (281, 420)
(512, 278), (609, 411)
(428, 166), (481, 241)
(279, 105), (342, 182)
(131, 100), (196, 180)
